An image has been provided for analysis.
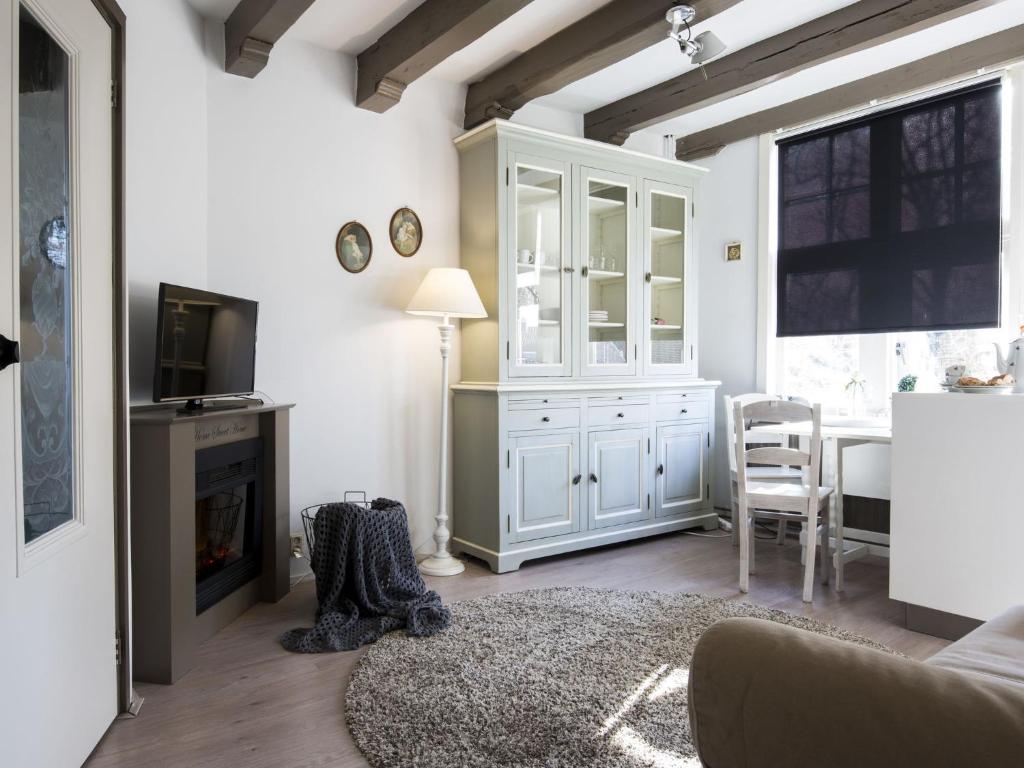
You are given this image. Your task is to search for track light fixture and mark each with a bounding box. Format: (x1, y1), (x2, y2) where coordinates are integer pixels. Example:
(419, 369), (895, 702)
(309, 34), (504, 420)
(665, 5), (727, 80)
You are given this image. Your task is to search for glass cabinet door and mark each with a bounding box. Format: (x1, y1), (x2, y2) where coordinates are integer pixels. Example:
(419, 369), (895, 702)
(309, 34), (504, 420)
(644, 180), (692, 374)
(580, 168), (635, 376)
(509, 155), (571, 377)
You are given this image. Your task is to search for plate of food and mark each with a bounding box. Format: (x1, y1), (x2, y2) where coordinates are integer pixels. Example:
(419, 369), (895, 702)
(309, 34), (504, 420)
(952, 374), (1016, 394)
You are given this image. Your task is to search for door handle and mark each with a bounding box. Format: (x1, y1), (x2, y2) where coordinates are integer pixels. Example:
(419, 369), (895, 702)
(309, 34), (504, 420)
(590, 473), (598, 483)
(572, 474), (581, 485)
(0, 334), (20, 372)
(657, 464), (664, 476)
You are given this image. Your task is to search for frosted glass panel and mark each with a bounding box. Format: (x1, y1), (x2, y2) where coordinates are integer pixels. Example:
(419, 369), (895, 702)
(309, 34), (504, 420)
(514, 164), (563, 368)
(586, 179), (629, 366)
(19, 6), (75, 543)
(649, 192), (686, 367)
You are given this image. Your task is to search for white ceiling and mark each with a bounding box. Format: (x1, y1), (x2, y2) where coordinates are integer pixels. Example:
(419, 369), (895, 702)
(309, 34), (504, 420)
(186, 0), (1024, 140)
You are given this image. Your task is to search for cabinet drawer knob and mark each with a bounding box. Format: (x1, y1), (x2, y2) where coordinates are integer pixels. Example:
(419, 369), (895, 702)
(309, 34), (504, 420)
(590, 473), (598, 483)
(657, 464), (664, 476)
(542, 416), (551, 422)
(572, 473), (582, 485)
(681, 408), (688, 414)
(617, 412), (625, 418)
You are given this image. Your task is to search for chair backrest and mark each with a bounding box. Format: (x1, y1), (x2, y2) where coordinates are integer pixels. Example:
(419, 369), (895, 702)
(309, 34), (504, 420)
(723, 393), (790, 473)
(733, 397), (823, 511)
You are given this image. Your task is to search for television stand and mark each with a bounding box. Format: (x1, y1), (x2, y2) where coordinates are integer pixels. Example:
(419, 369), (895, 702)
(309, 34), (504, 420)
(176, 398), (251, 415)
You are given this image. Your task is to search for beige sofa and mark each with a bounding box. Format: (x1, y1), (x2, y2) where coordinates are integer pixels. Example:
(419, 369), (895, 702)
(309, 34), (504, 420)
(688, 607), (1024, 767)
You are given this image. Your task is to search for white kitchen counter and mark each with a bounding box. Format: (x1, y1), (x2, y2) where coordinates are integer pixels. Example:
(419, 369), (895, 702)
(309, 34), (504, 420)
(891, 392), (1024, 624)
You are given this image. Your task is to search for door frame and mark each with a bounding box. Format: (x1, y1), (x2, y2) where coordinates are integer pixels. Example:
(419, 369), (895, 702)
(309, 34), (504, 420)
(87, 0), (132, 717)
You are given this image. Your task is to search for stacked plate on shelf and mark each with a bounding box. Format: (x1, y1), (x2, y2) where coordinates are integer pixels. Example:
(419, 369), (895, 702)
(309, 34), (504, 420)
(588, 310), (609, 324)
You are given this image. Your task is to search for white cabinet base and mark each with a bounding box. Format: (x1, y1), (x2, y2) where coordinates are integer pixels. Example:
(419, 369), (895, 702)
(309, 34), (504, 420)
(453, 512), (719, 574)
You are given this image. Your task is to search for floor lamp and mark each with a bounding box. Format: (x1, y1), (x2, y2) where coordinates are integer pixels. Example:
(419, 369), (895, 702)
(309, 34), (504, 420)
(406, 268), (487, 576)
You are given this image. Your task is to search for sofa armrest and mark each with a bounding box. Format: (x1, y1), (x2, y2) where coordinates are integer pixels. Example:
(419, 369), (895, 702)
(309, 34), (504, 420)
(688, 617), (1024, 768)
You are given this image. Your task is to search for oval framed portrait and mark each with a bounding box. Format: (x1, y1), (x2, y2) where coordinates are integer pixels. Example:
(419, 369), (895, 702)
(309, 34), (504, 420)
(336, 221), (372, 273)
(389, 207), (422, 257)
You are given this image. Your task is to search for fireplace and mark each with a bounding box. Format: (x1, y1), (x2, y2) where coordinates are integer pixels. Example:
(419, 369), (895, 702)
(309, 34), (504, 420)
(195, 438), (263, 614)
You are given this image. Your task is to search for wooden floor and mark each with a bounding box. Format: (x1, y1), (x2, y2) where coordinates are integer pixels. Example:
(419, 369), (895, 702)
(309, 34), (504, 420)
(87, 529), (948, 768)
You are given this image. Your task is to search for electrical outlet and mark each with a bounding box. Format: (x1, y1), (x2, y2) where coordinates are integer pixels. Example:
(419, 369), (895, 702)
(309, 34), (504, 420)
(289, 533), (305, 558)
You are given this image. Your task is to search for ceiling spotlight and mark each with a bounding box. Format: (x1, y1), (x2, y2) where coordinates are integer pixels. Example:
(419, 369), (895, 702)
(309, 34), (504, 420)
(665, 4), (727, 80)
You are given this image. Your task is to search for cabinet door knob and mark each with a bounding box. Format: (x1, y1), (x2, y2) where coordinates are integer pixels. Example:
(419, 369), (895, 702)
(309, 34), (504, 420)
(645, 272), (652, 283)
(572, 474), (582, 485)
(581, 266), (589, 278)
(563, 266), (575, 274)
(590, 473), (598, 483)
(617, 412), (625, 418)
(657, 464), (664, 476)
(542, 416), (551, 422)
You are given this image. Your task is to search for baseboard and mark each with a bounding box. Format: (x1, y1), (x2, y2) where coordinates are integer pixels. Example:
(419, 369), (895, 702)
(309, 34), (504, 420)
(905, 603), (983, 641)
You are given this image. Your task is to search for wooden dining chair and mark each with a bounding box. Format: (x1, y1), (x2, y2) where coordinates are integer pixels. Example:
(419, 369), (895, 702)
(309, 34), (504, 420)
(724, 394), (805, 551)
(733, 398), (834, 602)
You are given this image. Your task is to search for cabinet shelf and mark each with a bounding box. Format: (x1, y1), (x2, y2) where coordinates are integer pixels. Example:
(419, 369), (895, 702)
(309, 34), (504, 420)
(588, 196), (625, 215)
(650, 274), (681, 286)
(517, 183), (559, 205)
(651, 226), (684, 243)
(587, 269), (625, 282)
(588, 321), (625, 328)
(651, 324), (682, 331)
(516, 263), (559, 274)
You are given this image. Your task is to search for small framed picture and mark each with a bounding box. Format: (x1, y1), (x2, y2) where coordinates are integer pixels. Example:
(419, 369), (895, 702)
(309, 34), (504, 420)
(725, 242), (742, 262)
(336, 221), (372, 273)
(389, 207), (422, 257)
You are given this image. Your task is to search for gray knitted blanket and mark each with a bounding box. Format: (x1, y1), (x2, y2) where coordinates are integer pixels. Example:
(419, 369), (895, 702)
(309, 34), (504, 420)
(280, 499), (451, 653)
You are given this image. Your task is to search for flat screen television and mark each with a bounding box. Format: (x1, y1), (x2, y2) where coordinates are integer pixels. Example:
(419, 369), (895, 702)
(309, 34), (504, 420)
(153, 282), (258, 409)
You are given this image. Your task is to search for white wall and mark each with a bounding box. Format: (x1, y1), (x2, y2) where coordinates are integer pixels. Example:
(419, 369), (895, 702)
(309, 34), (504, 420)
(693, 139), (761, 507)
(122, 0), (209, 401)
(202, 33), (465, 551)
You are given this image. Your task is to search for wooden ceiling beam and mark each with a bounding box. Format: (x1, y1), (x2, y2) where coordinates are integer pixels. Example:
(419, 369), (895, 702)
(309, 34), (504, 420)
(676, 24), (1024, 162)
(357, 0), (536, 113)
(463, 0), (741, 130)
(224, 0), (316, 78)
(584, 0), (1001, 145)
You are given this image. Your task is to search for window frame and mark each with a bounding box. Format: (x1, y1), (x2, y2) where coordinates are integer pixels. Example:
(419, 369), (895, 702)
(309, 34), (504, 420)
(758, 68), (1023, 413)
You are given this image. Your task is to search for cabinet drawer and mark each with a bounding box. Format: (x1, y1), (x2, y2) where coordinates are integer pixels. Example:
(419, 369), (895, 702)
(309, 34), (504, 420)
(588, 395), (649, 408)
(589, 403), (650, 427)
(508, 397), (581, 411)
(507, 407), (580, 432)
(656, 391), (710, 405)
(655, 399), (709, 422)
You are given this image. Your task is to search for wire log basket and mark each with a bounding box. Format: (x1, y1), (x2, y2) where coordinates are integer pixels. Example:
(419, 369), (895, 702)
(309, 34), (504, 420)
(300, 491), (371, 571)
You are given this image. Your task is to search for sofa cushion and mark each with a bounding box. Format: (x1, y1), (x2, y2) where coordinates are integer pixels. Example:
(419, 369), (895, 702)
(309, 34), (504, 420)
(927, 605), (1024, 689)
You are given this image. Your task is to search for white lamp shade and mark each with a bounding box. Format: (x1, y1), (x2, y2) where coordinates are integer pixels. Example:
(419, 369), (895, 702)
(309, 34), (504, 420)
(406, 267), (487, 319)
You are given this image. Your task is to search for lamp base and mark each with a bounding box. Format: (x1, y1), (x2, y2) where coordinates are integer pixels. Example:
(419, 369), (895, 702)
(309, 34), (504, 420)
(418, 553), (465, 577)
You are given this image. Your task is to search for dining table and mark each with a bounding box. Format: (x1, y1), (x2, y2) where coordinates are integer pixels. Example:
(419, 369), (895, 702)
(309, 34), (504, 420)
(748, 418), (892, 591)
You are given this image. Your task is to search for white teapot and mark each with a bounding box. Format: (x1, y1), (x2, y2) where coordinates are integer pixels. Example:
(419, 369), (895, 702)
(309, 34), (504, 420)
(993, 327), (1024, 392)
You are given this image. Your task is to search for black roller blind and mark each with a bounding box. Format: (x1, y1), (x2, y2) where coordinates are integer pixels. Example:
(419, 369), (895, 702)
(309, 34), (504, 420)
(777, 81), (1001, 337)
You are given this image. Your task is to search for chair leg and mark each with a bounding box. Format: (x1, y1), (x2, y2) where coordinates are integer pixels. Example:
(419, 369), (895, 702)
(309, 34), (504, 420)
(776, 520), (787, 545)
(819, 504), (830, 586)
(834, 442), (846, 592)
(749, 516), (756, 574)
(731, 498), (739, 548)
(738, 501), (750, 593)
(802, 507), (819, 603)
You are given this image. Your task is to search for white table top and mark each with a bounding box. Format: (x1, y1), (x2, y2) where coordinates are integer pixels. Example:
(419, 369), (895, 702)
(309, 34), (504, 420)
(750, 421), (892, 444)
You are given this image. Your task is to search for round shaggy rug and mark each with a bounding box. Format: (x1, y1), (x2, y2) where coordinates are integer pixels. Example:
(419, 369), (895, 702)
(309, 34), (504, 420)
(345, 587), (892, 768)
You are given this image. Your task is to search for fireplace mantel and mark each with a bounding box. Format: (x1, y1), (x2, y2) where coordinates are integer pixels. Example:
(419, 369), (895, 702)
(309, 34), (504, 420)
(129, 401), (294, 684)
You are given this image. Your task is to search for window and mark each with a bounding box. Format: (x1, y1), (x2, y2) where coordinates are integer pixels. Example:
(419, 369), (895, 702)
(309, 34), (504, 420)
(761, 74), (1017, 416)
(777, 81), (1002, 338)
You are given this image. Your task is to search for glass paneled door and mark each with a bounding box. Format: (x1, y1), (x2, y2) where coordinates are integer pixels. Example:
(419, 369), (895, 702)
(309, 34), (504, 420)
(1, 1), (119, 765)
(580, 167), (636, 376)
(644, 180), (693, 375)
(509, 154), (571, 377)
